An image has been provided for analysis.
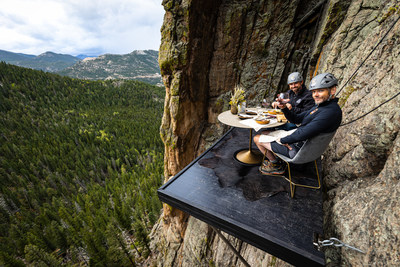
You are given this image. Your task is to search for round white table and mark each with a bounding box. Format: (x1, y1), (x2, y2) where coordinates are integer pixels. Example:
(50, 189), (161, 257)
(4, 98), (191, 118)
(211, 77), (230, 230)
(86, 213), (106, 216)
(218, 110), (286, 165)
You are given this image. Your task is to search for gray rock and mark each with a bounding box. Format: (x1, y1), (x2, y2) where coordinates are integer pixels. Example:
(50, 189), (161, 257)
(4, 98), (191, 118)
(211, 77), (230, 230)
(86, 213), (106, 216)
(152, 0), (400, 266)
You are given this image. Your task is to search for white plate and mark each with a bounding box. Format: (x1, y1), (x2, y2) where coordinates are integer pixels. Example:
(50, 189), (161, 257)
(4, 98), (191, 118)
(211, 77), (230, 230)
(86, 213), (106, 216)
(238, 113), (253, 119)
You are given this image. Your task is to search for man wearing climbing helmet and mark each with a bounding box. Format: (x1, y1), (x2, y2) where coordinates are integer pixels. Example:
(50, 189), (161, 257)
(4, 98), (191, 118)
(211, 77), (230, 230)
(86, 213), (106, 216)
(271, 72), (315, 131)
(309, 72), (338, 104)
(271, 72), (314, 113)
(254, 72), (342, 175)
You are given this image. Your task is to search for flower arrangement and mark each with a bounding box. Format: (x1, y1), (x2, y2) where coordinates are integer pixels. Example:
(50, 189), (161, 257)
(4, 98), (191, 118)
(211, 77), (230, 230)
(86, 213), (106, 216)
(229, 85), (245, 114)
(229, 85), (245, 106)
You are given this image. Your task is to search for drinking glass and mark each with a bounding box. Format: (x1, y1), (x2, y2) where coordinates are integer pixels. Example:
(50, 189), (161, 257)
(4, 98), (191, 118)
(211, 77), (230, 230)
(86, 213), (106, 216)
(277, 93), (289, 104)
(256, 104), (262, 117)
(262, 99), (269, 108)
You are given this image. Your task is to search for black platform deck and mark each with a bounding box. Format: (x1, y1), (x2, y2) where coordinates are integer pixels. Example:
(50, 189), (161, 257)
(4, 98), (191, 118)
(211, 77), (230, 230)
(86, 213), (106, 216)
(157, 127), (325, 266)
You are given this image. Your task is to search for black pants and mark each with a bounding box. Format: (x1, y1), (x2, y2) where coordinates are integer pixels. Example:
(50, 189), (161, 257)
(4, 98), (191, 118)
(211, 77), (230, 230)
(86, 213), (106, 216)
(270, 141), (304, 158)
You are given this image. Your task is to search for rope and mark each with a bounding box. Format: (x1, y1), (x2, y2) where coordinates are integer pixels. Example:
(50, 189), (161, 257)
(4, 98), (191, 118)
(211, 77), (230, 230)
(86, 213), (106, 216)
(340, 90), (400, 126)
(336, 15), (400, 96)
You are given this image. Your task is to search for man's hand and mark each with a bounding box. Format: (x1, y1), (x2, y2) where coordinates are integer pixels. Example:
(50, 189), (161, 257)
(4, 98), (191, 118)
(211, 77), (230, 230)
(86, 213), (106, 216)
(277, 138), (292, 150)
(284, 143), (292, 150)
(277, 102), (286, 109)
(274, 99), (291, 110)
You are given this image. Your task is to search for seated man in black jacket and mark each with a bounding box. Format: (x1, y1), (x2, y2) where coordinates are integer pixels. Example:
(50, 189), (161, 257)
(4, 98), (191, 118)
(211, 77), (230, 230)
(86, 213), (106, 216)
(254, 73), (342, 175)
(271, 72), (315, 130)
(272, 72), (315, 112)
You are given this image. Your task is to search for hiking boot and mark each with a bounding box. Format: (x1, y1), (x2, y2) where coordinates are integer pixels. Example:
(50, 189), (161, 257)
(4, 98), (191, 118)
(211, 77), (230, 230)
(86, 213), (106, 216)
(259, 160), (286, 175)
(261, 160), (270, 167)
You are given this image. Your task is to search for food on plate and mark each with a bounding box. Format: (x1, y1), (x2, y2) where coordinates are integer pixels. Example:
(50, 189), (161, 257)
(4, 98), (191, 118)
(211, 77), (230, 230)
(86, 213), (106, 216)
(276, 114), (287, 122)
(245, 109), (257, 115)
(268, 109), (283, 115)
(263, 111), (276, 117)
(255, 119), (270, 124)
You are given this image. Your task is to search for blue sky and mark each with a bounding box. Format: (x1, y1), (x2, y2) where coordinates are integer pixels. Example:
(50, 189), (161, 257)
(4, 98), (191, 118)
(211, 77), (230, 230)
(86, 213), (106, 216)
(0, 0), (165, 56)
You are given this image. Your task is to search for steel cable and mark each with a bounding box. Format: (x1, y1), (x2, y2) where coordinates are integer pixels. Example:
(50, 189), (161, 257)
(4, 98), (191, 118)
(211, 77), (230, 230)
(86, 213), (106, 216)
(337, 14), (400, 126)
(337, 15), (400, 96)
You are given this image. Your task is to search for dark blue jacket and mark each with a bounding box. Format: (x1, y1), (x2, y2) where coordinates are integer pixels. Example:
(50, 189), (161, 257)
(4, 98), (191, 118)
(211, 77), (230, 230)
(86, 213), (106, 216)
(287, 84), (315, 114)
(281, 98), (342, 144)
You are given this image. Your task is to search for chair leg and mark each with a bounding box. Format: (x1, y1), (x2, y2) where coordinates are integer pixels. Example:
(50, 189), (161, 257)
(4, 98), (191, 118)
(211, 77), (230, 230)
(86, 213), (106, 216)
(262, 149), (267, 162)
(285, 161), (295, 198)
(261, 152), (321, 198)
(279, 160), (321, 198)
(313, 160), (321, 189)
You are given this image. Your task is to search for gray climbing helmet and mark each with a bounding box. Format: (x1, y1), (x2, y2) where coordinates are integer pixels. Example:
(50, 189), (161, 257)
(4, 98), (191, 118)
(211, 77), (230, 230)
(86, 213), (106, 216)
(309, 73), (338, 90)
(287, 72), (303, 84)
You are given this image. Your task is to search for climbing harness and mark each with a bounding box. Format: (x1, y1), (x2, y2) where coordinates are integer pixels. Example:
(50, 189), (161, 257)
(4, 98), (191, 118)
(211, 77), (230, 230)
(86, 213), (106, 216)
(313, 237), (365, 254)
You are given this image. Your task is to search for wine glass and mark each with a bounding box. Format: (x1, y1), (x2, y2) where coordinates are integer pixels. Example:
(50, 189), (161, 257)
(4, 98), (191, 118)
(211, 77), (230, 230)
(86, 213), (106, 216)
(278, 93), (289, 103)
(262, 99), (269, 108)
(255, 101), (262, 117)
(276, 93), (289, 111)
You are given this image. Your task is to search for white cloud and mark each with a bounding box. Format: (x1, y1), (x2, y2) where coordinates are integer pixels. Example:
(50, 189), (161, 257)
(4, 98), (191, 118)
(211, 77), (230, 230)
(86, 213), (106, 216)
(0, 0), (164, 56)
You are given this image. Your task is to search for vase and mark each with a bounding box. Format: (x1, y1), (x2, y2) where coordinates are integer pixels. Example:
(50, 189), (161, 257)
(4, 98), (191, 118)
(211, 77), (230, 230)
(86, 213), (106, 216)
(230, 104), (238, 114)
(238, 101), (246, 113)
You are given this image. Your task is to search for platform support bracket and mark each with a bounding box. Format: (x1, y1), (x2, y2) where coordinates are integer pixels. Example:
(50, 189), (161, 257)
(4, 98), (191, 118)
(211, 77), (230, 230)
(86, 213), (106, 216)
(211, 226), (251, 267)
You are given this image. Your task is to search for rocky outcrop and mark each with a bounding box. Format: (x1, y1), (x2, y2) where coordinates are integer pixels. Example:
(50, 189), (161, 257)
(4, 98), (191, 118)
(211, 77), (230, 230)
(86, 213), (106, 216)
(317, 1), (400, 265)
(153, 0), (400, 266)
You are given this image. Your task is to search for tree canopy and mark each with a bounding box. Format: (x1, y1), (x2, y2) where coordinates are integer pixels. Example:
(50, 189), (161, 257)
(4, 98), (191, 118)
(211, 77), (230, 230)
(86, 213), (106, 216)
(0, 62), (165, 266)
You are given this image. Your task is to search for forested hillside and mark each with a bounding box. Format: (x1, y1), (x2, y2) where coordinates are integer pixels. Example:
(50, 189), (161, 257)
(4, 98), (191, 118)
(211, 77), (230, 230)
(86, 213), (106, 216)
(0, 62), (164, 266)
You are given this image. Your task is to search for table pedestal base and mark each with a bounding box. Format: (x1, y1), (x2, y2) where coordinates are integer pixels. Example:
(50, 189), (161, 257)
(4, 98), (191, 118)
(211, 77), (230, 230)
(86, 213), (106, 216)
(234, 149), (264, 166)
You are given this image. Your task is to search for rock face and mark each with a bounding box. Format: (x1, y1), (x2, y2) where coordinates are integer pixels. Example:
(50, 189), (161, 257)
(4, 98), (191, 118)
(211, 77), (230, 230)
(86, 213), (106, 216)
(153, 0), (400, 266)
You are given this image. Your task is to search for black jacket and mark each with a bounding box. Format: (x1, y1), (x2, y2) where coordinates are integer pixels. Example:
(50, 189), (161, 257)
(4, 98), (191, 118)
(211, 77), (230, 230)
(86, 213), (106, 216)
(287, 84), (315, 114)
(281, 98), (342, 144)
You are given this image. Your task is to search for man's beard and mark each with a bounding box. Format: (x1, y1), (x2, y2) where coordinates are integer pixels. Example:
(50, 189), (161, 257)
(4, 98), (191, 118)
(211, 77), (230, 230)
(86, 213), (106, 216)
(292, 85), (301, 94)
(314, 95), (330, 105)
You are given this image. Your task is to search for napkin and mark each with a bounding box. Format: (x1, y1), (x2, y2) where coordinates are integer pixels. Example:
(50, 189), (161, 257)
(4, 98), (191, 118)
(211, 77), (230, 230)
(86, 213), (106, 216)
(259, 129), (297, 143)
(239, 118), (278, 132)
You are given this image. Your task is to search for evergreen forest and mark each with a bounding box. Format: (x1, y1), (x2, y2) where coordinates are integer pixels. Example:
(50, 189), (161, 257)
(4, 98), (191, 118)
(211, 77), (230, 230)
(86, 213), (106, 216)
(0, 62), (165, 266)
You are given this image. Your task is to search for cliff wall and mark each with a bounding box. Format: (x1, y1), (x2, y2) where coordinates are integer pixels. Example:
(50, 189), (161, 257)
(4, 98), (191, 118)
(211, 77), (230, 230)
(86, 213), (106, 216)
(152, 0), (400, 266)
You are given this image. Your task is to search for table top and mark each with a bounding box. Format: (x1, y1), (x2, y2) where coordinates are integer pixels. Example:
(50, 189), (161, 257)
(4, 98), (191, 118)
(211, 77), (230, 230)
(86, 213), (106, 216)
(218, 110), (285, 129)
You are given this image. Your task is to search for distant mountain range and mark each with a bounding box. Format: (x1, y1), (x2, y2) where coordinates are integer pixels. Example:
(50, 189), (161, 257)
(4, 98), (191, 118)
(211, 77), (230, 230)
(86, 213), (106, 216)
(0, 49), (162, 86)
(0, 50), (80, 72)
(59, 50), (162, 86)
